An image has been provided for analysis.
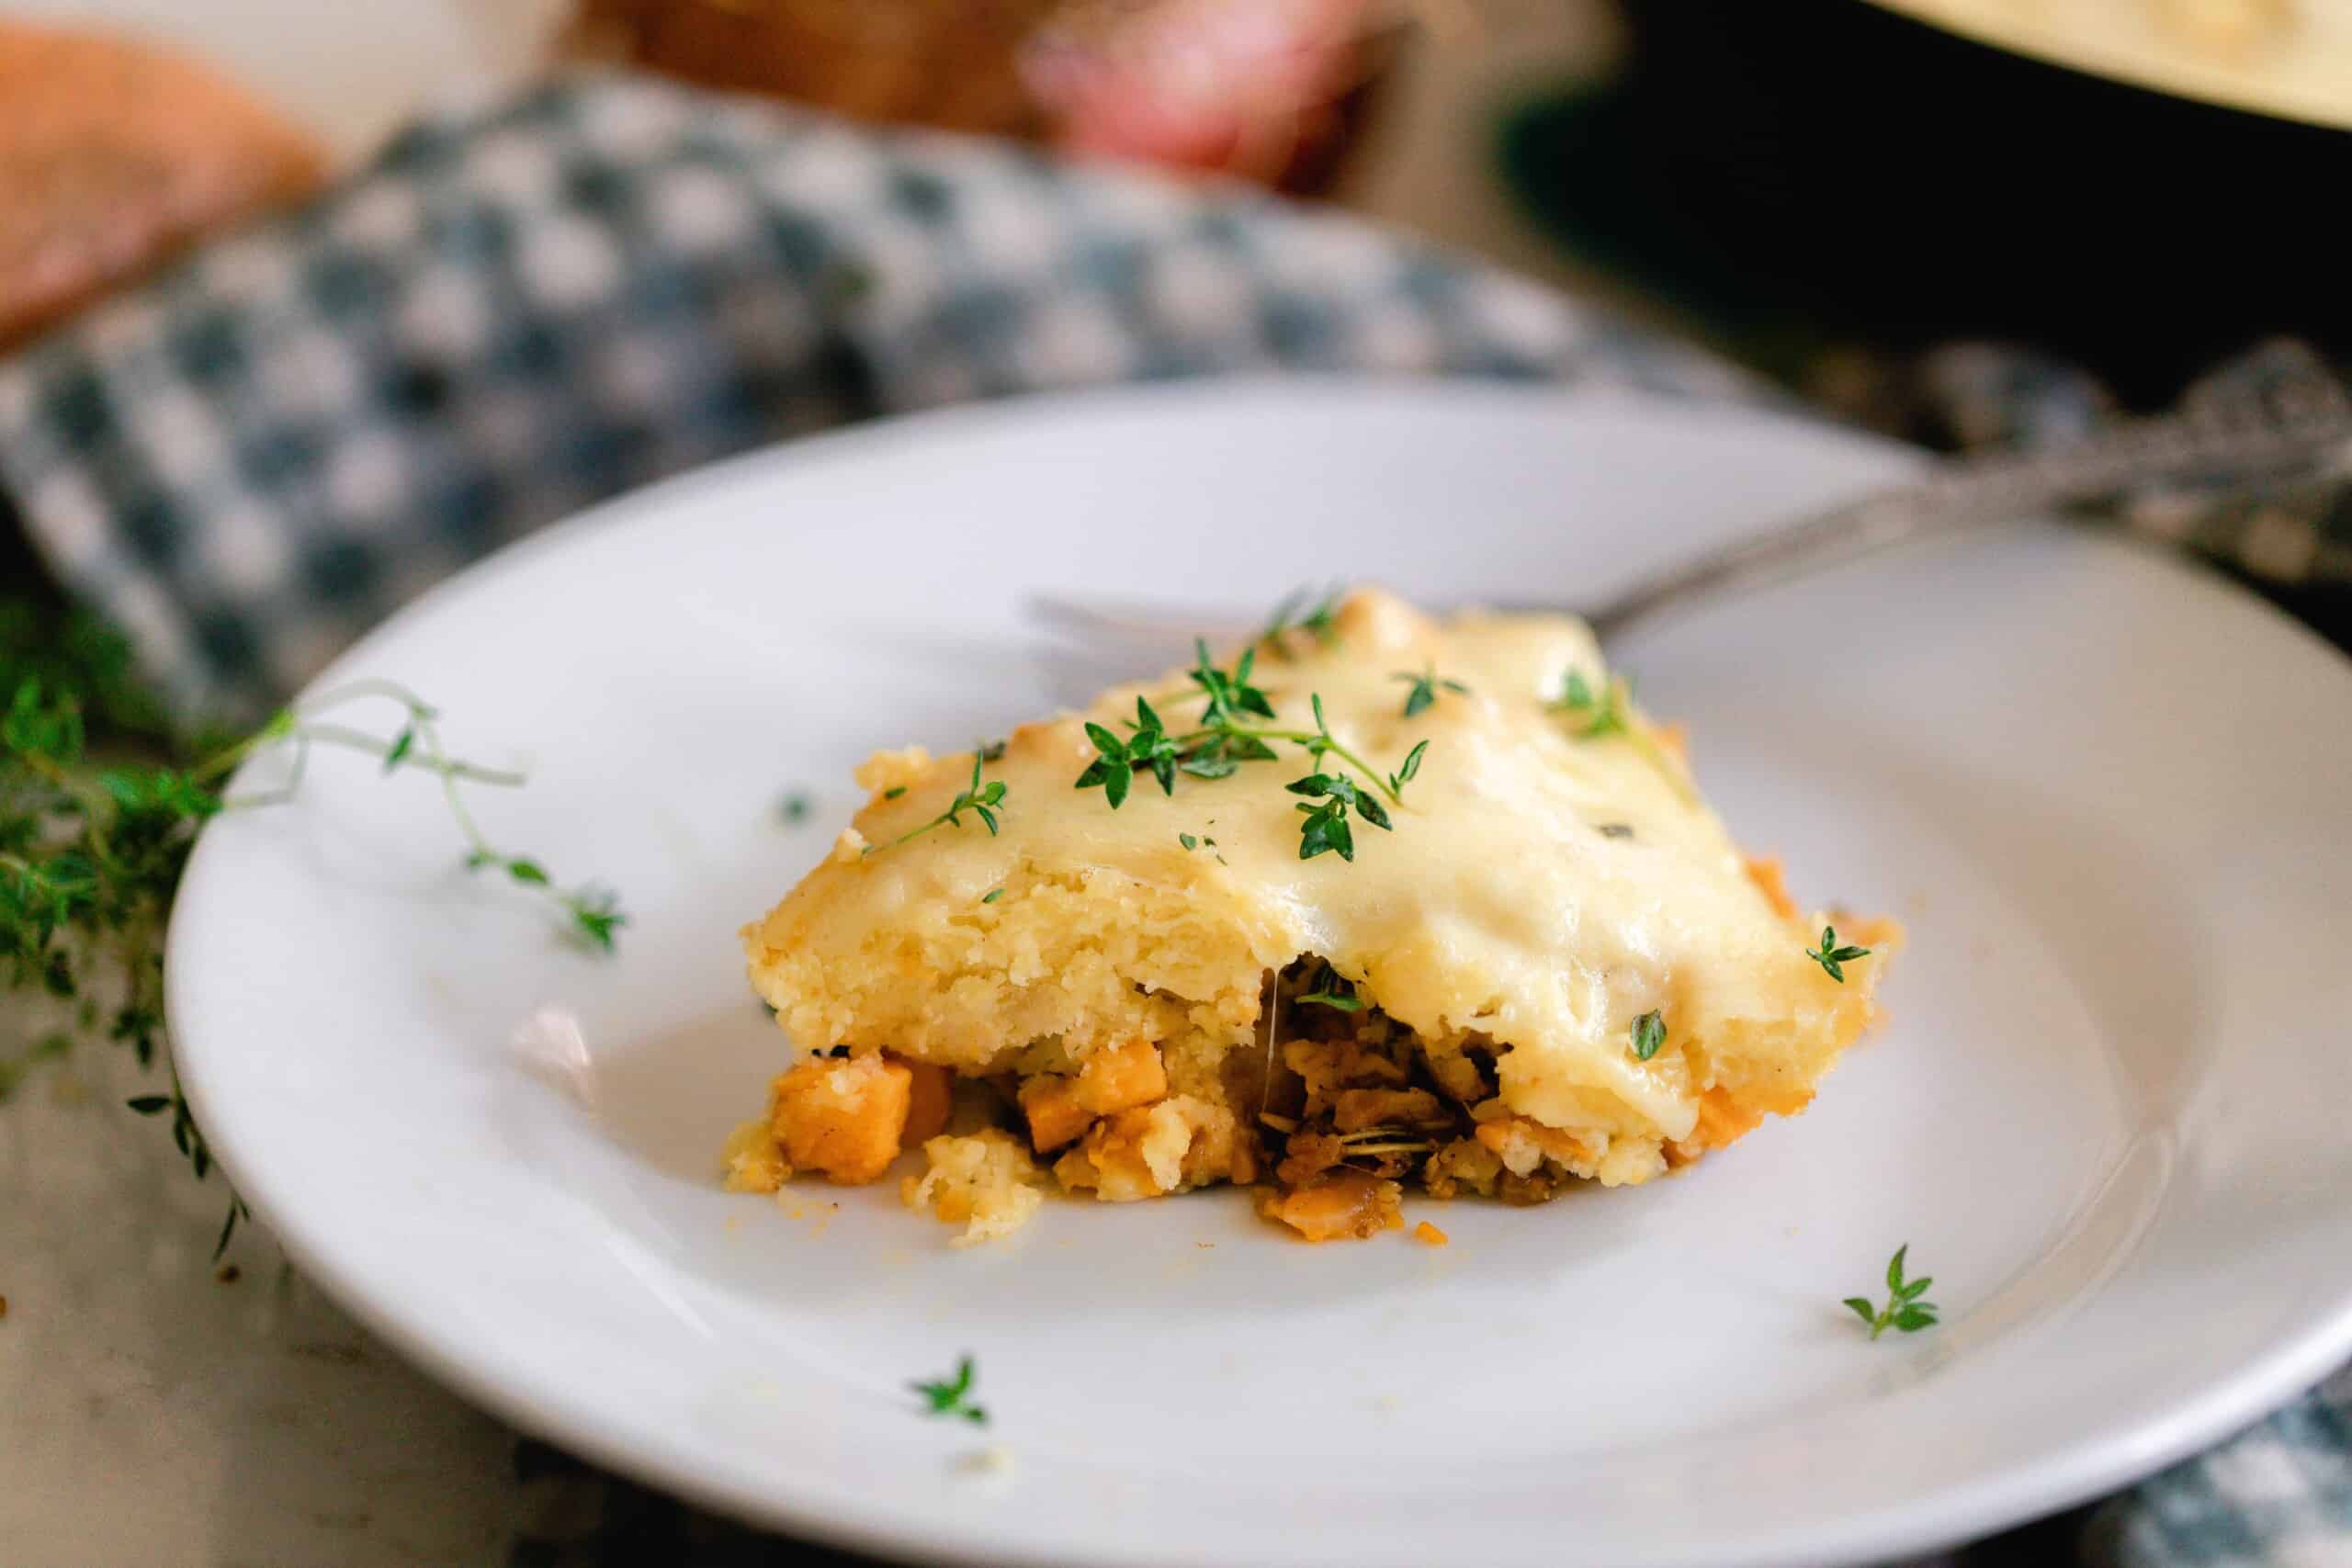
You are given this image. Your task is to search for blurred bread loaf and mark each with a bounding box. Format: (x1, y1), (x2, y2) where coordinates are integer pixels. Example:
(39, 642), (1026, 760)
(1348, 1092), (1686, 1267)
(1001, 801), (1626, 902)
(0, 18), (323, 351)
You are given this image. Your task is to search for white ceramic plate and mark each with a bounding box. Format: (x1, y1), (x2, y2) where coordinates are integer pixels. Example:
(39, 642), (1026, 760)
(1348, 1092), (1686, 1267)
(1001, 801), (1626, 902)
(170, 381), (2352, 1568)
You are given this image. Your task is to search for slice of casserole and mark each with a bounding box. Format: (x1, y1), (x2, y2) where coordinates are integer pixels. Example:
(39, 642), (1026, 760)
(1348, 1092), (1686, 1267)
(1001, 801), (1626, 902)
(730, 590), (1894, 1243)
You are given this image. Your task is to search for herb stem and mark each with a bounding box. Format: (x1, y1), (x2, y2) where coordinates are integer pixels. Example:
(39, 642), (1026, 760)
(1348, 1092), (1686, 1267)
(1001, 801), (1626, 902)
(220, 734), (311, 810)
(1170, 724), (1403, 807)
(293, 723), (528, 786)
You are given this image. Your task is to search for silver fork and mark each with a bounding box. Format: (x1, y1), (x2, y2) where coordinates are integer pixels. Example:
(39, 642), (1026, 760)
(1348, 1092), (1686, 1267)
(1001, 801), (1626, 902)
(1030, 389), (2352, 652)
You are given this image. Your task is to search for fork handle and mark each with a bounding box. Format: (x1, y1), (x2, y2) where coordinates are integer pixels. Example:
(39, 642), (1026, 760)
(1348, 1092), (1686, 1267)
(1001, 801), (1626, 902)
(1583, 403), (2352, 643)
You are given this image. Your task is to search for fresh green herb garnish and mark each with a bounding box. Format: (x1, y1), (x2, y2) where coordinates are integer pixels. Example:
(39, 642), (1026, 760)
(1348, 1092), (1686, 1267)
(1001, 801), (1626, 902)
(866, 754), (1005, 856)
(1805, 924), (1871, 984)
(1386, 739), (1428, 797)
(1188, 640), (1279, 732)
(1288, 769), (1389, 863)
(1392, 666), (1469, 719)
(1294, 958), (1363, 1010)
(1843, 1246), (1939, 1340)
(1552, 669), (1628, 739)
(1075, 696), (1182, 808)
(1597, 822), (1635, 840)
(1631, 1009), (1667, 1061)
(1069, 649), (1421, 862)
(1, 619), (621, 1259)
(310, 682), (625, 954)
(779, 791), (813, 822)
(980, 887), (1004, 904)
(977, 738), (1007, 763)
(1258, 585), (1345, 657)
(882, 785), (906, 801)
(910, 1354), (988, 1425)
(1550, 667), (1696, 803)
(1178, 830), (1227, 864)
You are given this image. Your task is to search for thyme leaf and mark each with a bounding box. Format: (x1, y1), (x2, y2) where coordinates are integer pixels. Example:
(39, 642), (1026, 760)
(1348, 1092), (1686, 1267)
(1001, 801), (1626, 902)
(910, 1354), (988, 1425)
(1805, 924), (1872, 984)
(1843, 1245), (1939, 1340)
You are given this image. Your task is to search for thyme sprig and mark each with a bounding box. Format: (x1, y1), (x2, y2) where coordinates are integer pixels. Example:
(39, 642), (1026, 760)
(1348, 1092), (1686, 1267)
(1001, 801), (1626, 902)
(1072, 645), (1422, 863)
(1805, 924), (1872, 984)
(866, 753), (1007, 856)
(2, 608), (624, 1259)
(1549, 664), (1697, 803)
(1295, 961), (1363, 1011)
(1551, 669), (1628, 738)
(1843, 1245), (1939, 1340)
(226, 679), (624, 953)
(1288, 768), (1388, 863)
(1256, 584), (1344, 658)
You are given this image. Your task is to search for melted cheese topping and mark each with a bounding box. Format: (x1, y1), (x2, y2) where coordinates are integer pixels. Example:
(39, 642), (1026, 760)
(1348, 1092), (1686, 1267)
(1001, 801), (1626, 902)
(743, 590), (1883, 1156)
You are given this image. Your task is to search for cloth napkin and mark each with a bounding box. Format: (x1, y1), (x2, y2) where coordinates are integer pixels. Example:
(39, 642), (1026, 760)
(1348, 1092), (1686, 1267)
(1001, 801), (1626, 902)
(1, 73), (2346, 1568)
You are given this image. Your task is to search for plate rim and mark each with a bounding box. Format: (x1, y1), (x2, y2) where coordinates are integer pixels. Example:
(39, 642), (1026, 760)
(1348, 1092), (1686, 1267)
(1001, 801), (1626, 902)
(169, 374), (2352, 1568)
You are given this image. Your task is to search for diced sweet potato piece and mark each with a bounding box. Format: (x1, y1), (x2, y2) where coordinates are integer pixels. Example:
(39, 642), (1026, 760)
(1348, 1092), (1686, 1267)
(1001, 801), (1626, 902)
(1263, 1170), (1403, 1242)
(900, 1060), (953, 1147)
(768, 1055), (911, 1185)
(1076, 1039), (1167, 1115)
(1020, 1074), (1095, 1153)
(1020, 1040), (1167, 1152)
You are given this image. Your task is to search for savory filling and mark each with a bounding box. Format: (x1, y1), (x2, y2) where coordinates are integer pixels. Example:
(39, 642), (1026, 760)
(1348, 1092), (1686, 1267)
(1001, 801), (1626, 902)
(726, 953), (1675, 1245)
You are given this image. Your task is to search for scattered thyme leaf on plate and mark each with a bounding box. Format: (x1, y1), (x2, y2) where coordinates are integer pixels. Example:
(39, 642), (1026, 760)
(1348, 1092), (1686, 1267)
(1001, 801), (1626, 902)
(1631, 1010), (1667, 1061)
(1805, 924), (1872, 983)
(910, 1354), (988, 1425)
(1842, 1245), (1939, 1340)
(777, 791), (812, 823)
